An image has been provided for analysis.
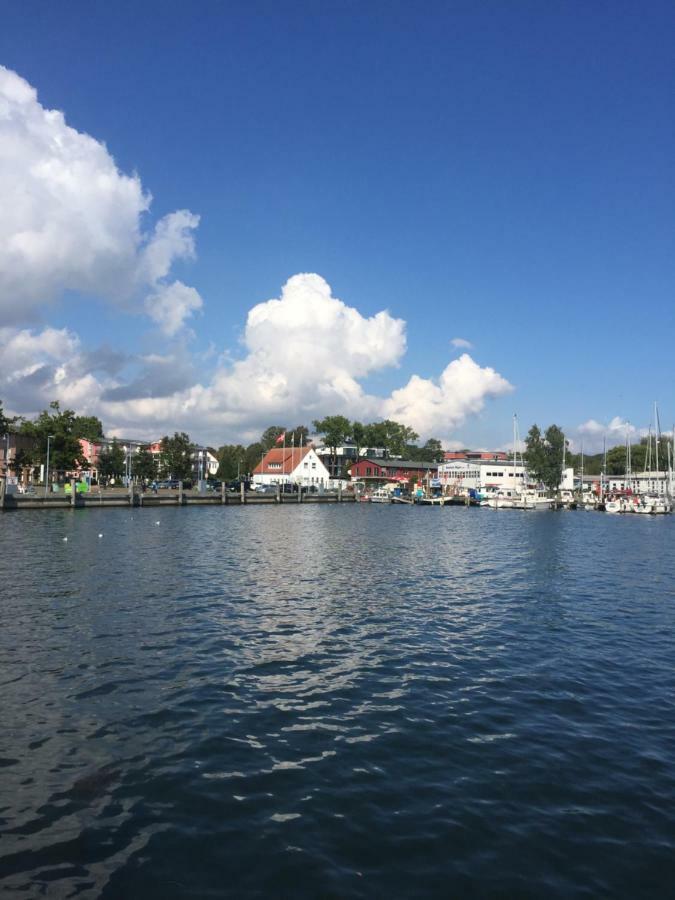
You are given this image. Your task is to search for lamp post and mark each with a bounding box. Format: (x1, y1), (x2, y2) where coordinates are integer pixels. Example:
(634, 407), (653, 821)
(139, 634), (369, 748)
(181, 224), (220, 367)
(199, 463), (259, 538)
(45, 434), (54, 497)
(198, 449), (204, 492)
(123, 445), (128, 487)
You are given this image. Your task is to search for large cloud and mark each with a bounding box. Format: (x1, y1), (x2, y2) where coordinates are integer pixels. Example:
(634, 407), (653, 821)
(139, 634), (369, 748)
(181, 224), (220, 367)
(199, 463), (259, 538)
(0, 275), (513, 444)
(0, 65), (201, 331)
(383, 354), (512, 437)
(0, 68), (511, 444)
(101, 275), (511, 443)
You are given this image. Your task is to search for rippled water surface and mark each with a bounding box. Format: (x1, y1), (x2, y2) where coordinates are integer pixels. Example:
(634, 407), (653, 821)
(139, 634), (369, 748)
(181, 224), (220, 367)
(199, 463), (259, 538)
(2, 505), (675, 897)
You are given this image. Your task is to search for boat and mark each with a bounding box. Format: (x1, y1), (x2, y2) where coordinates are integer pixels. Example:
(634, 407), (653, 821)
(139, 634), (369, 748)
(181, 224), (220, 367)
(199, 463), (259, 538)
(486, 488), (517, 509)
(512, 489), (553, 510)
(370, 487), (392, 503)
(416, 494), (446, 506)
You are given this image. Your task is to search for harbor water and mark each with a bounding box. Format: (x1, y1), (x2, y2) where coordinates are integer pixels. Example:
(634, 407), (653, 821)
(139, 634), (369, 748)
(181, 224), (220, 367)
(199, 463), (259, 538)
(2, 505), (675, 897)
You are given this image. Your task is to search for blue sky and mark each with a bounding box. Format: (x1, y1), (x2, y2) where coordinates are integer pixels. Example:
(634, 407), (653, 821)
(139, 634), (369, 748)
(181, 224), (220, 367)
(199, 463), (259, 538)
(1, 1), (673, 448)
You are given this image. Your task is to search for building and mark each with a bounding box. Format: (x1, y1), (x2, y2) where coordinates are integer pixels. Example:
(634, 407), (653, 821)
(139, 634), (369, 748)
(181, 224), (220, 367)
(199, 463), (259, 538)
(443, 450), (509, 462)
(315, 442), (387, 480)
(607, 471), (674, 497)
(438, 460), (576, 493)
(1, 433), (38, 485)
(192, 446), (219, 480)
(349, 458), (439, 486)
(252, 446), (331, 488)
(439, 459), (526, 492)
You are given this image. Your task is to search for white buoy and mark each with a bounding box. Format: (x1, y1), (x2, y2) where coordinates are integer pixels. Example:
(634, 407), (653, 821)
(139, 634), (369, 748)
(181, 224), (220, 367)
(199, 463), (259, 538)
(98, 533), (103, 538)
(155, 520), (160, 526)
(62, 537), (68, 542)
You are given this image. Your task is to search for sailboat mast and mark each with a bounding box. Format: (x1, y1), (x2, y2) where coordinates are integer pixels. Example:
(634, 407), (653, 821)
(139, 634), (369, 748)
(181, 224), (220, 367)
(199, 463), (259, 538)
(654, 402), (661, 476)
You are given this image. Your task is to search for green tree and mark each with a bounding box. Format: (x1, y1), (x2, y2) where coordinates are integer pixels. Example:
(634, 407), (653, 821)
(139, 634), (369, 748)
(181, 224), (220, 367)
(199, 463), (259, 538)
(73, 415), (104, 442)
(217, 444), (247, 481)
(0, 399), (15, 436)
(361, 420), (419, 457)
(160, 432), (194, 482)
(12, 447), (32, 480)
(351, 421), (367, 461)
(20, 401), (86, 479)
(313, 415), (352, 477)
(134, 445), (158, 483)
(260, 426), (287, 451)
(525, 424), (566, 494)
(287, 425), (309, 447)
(97, 439), (125, 484)
(419, 438), (445, 463)
(243, 442), (264, 477)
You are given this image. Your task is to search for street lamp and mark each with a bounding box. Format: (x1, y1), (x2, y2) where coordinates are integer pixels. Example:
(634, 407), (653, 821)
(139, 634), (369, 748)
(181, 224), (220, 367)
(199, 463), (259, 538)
(45, 434), (54, 497)
(122, 445), (129, 487)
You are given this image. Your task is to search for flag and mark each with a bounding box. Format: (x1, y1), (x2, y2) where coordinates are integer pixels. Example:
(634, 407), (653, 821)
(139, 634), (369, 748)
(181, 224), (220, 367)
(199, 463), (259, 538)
(275, 432), (285, 445)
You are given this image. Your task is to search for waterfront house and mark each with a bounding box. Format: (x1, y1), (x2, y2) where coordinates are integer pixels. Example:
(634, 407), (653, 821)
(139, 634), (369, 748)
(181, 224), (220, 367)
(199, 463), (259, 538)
(315, 442), (388, 480)
(252, 446), (331, 489)
(348, 457), (439, 487)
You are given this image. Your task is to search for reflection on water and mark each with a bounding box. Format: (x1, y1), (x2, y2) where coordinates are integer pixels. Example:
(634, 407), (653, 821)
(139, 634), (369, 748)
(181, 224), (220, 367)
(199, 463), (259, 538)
(2, 506), (675, 897)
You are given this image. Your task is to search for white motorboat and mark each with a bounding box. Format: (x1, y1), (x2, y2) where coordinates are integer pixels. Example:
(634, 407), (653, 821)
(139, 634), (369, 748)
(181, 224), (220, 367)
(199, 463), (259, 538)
(512, 489), (552, 510)
(370, 487), (392, 503)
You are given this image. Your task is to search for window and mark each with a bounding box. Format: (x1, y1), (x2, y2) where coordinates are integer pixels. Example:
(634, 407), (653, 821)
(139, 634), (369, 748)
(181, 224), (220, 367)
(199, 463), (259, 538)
(366, 467), (372, 475)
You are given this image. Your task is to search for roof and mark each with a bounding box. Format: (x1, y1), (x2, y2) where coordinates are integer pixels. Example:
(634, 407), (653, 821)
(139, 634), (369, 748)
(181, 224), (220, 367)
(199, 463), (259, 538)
(357, 458), (439, 471)
(252, 446), (312, 475)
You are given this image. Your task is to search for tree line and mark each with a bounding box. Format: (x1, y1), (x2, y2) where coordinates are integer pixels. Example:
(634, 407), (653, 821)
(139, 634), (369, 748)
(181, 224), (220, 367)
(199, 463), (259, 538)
(214, 417), (446, 482)
(0, 399), (198, 484)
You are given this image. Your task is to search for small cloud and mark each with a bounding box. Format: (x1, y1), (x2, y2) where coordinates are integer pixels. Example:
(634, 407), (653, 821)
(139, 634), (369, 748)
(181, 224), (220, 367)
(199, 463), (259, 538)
(450, 337), (473, 350)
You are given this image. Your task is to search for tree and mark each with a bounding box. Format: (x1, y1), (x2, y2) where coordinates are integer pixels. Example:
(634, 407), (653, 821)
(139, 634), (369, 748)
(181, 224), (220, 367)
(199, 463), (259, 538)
(243, 442), (264, 477)
(260, 426), (287, 451)
(12, 447), (32, 481)
(97, 439), (125, 484)
(159, 432), (194, 482)
(20, 401), (86, 478)
(351, 421), (367, 462)
(287, 425), (310, 447)
(134, 445), (158, 483)
(0, 399), (15, 436)
(525, 424), (566, 494)
(73, 415), (104, 442)
(217, 444), (247, 481)
(313, 415), (351, 477)
(420, 438), (445, 463)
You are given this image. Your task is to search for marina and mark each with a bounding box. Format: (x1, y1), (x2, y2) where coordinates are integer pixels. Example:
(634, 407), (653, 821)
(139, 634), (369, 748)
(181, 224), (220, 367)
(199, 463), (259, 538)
(2, 505), (675, 896)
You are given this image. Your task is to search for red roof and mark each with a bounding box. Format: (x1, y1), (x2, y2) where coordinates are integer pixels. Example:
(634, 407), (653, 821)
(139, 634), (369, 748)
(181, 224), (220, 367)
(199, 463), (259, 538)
(253, 446), (312, 475)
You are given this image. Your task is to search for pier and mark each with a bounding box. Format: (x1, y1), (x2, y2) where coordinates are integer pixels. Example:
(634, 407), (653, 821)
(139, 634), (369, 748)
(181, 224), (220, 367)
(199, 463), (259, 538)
(0, 480), (355, 511)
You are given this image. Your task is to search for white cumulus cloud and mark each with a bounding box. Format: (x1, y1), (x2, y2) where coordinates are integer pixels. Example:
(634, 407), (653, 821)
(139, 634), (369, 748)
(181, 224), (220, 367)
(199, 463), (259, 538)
(145, 281), (203, 337)
(95, 275), (512, 444)
(0, 65), (201, 329)
(382, 354), (512, 438)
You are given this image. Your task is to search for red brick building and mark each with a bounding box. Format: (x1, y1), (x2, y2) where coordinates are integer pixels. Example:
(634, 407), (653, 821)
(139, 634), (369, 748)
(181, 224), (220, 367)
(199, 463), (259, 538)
(349, 458), (439, 485)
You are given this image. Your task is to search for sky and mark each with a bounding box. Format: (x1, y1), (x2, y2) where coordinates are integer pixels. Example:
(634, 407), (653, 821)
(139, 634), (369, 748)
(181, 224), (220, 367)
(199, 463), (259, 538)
(0, 0), (673, 451)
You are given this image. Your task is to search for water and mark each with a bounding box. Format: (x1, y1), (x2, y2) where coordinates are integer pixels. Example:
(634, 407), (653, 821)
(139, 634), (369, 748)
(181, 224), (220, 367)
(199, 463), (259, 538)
(1, 505), (675, 898)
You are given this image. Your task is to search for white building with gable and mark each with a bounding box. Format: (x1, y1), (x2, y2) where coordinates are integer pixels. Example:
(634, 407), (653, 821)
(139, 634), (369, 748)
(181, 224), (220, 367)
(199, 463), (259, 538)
(252, 446), (332, 488)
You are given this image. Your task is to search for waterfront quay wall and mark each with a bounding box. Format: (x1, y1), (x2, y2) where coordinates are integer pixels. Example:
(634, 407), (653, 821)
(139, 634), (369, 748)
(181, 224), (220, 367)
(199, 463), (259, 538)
(0, 481), (355, 511)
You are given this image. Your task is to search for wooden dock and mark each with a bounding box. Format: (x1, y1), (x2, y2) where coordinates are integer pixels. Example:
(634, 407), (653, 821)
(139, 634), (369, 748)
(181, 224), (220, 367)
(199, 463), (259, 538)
(0, 481), (356, 511)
